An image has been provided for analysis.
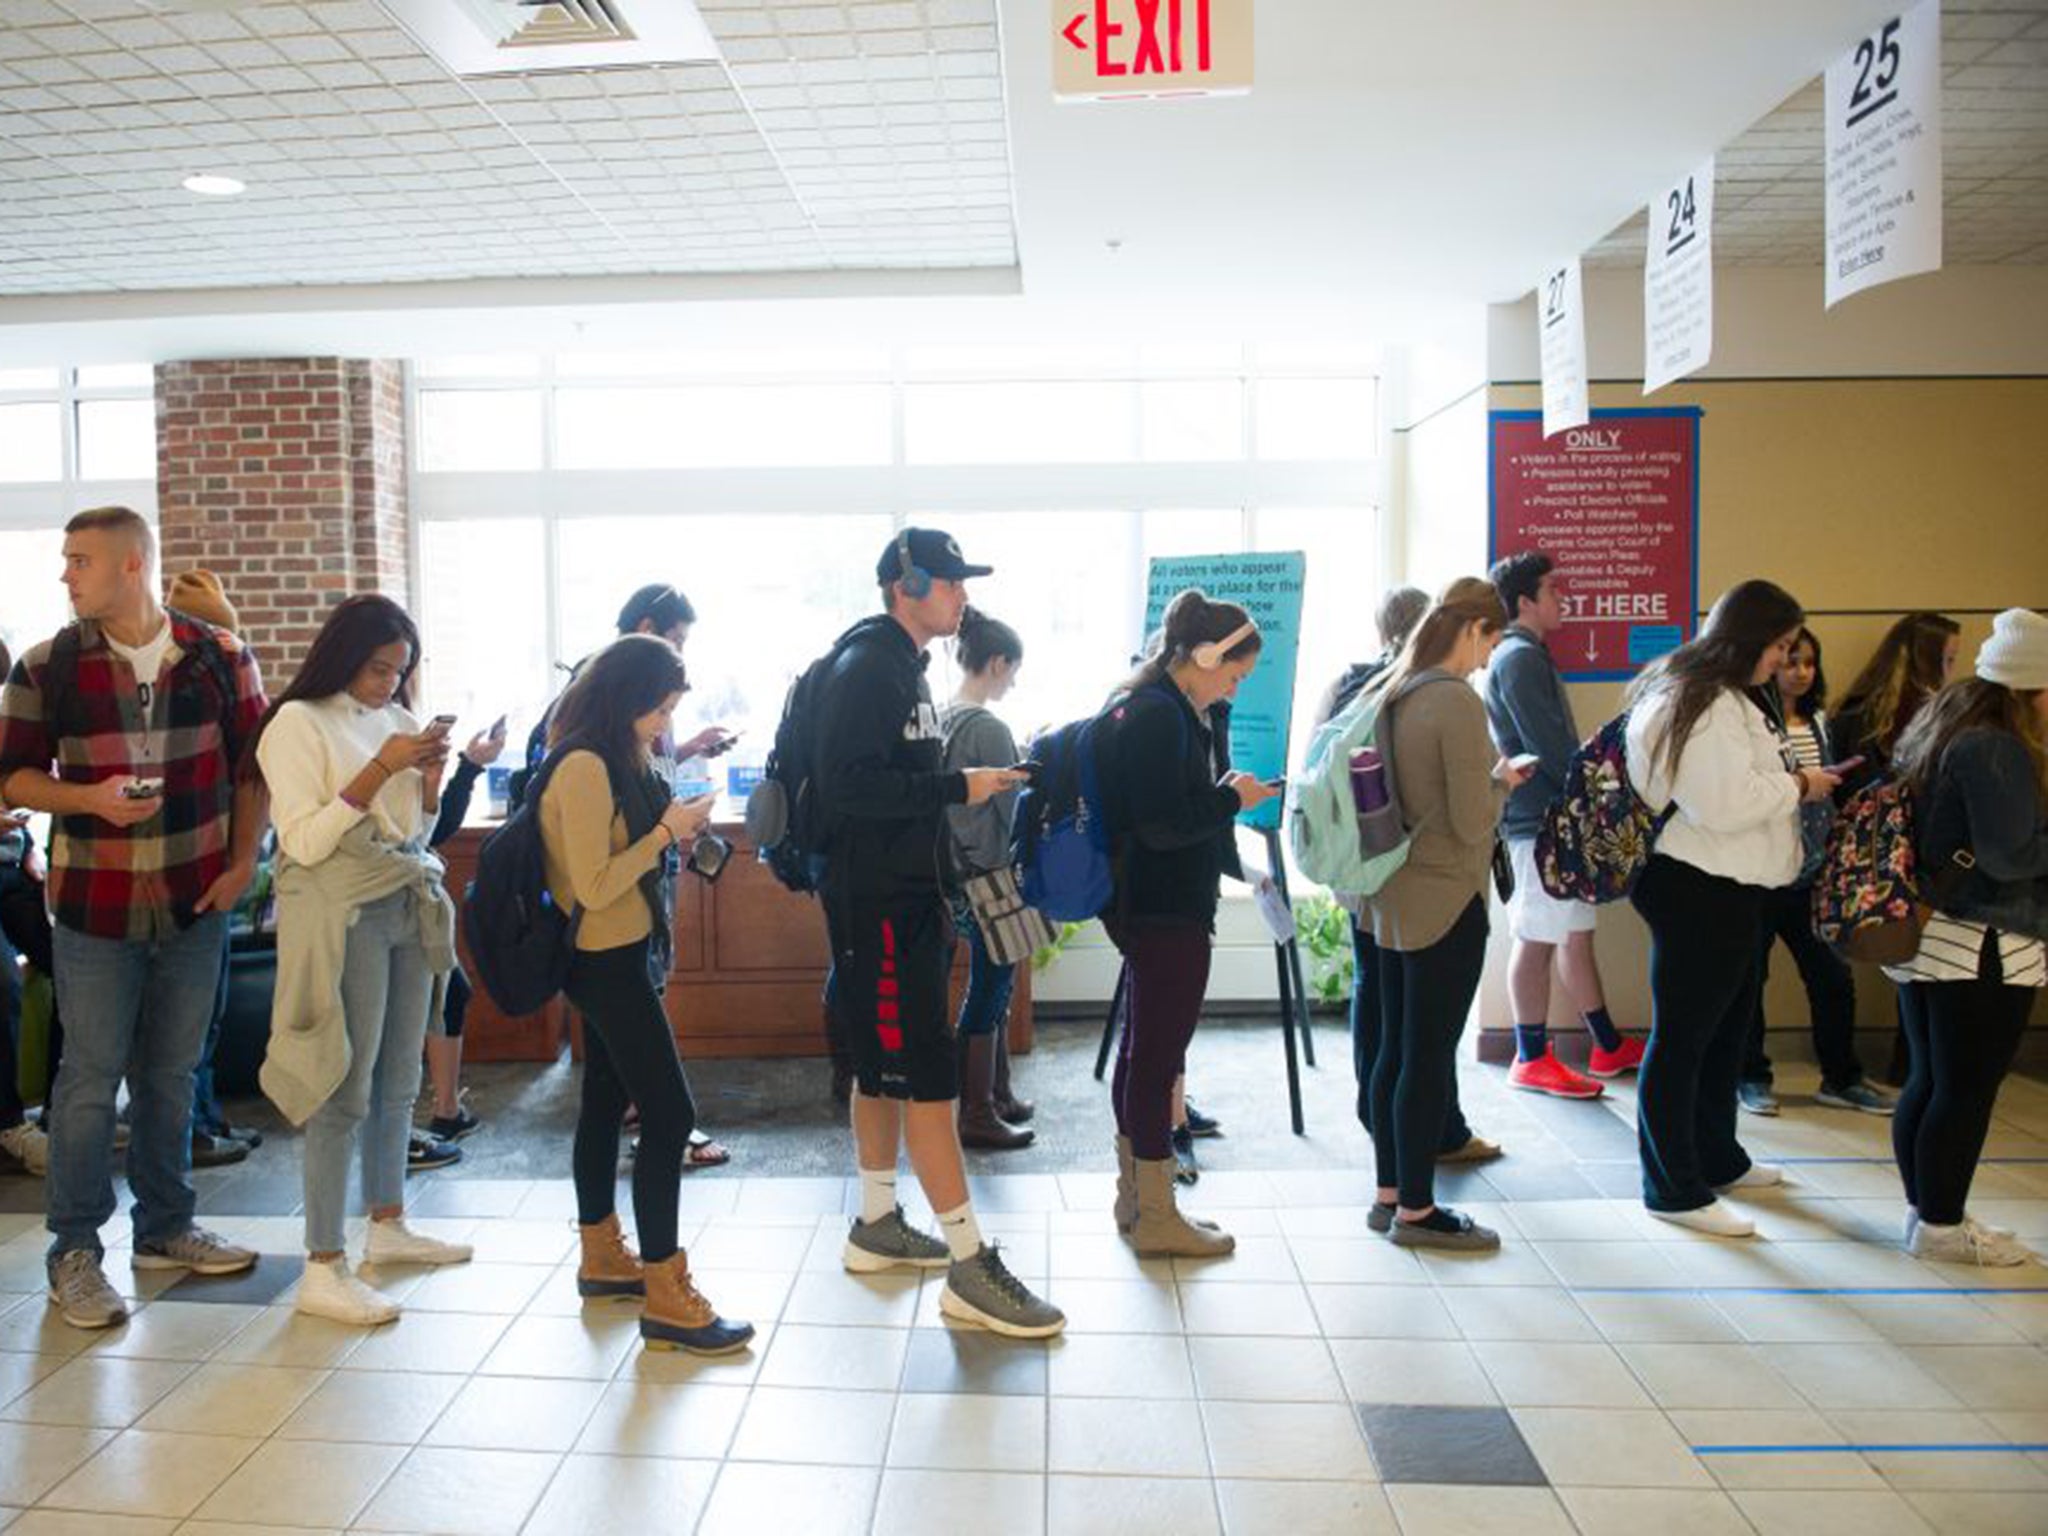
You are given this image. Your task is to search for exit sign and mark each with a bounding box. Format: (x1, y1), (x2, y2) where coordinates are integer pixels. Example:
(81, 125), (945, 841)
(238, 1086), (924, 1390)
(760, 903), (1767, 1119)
(1054, 0), (1253, 101)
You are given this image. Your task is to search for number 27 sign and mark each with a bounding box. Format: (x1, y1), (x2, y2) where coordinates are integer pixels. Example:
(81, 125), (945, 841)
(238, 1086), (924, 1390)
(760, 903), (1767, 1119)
(1053, 0), (1254, 101)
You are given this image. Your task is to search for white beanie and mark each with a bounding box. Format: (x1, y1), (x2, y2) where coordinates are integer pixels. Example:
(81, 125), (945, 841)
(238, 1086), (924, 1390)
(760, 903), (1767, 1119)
(1974, 608), (2048, 691)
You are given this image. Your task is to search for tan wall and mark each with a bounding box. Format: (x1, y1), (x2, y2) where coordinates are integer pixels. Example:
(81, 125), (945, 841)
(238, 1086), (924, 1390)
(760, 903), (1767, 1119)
(1477, 375), (2048, 1051)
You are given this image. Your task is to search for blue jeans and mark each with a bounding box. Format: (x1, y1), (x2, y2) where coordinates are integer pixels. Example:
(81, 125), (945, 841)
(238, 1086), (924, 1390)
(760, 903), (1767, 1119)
(950, 899), (1017, 1039)
(303, 889), (433, 1255)
(190, 929), (231, 1137)
(47, 911), (227, 1261)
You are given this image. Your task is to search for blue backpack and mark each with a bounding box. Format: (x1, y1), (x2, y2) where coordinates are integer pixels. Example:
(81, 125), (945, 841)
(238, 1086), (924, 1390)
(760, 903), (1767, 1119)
(463, 752), (581, 1015)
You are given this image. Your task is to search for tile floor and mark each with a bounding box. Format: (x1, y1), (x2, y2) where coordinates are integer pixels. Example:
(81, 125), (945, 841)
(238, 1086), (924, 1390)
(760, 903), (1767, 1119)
(0, 1064), (2043, 1533)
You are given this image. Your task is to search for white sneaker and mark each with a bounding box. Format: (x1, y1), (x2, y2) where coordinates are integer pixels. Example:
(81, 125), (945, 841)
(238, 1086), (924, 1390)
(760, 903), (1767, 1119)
(1910, 1218), (2032, 1268)
(1904, 1207), (2012, 1246)
(296, 1257), (401, 1325)
(1715, 1162), (1783, 1192)
(364, 1218), (473, 1267)
(1903, 1207), (1919, 1245)
(0, 1121), (48, 1176)
(1649, 1200), (1756, 1238)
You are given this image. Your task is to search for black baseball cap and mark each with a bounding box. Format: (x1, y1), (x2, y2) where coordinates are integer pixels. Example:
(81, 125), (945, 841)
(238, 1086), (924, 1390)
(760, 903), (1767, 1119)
(875, 527), (993, 586)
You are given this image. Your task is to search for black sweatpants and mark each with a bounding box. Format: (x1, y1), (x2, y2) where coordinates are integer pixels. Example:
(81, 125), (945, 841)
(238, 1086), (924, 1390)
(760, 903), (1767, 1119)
(1630, 855), (1764, 1212)
(1894, 932), (2035, 1226)
(1350, 918), (1472, 1151)
(1370, 899), (1488, 1210)
(1744, 881), (1862, 1091)
(564, 939), (697, 1262)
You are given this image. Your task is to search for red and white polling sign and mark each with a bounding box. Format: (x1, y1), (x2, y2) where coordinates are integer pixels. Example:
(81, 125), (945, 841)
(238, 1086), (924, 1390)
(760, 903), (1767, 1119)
(1489, 408), (1702, 682)
(1053, 0), (1253, 101)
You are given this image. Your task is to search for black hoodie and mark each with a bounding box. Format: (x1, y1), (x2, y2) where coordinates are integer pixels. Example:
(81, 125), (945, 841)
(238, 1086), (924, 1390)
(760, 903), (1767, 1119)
(812, 615), (968, 903)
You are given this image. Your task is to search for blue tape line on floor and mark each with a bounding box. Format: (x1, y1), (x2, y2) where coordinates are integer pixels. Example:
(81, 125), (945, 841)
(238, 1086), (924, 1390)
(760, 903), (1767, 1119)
(1695, 1443), (2048, 1455)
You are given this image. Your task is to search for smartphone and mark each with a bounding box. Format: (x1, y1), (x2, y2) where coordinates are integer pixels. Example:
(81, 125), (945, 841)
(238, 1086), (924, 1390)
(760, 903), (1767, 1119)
(121, 778), (164, 800)
(428, 713), (458, 730)
(1263, 776), (1287, 790)
(1508, 752), (1542, 772)
(1830, 755), (1865, 774)
(1010, 760), (1044, 779)
(488, 714), (507, 740)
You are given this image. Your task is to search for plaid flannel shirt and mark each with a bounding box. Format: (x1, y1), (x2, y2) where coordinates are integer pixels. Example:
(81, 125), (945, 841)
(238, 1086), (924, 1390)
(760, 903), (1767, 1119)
(0, 613), (268, 941)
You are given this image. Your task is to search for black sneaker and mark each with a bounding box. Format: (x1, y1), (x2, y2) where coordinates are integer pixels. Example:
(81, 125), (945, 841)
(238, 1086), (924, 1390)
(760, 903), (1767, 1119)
(190, 1131), (249, 1169)
(217, 1122), (264, 1150)
(1182, 1101), (1222, 1138)
(407, 1132), (462, 1171)
(427, 1106), (482, 1141)
(1171, 1125), (1200, 1185)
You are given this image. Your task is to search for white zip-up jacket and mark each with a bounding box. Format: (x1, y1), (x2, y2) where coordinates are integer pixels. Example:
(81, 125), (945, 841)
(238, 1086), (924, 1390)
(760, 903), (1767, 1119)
(1625, 685), (1801, 888)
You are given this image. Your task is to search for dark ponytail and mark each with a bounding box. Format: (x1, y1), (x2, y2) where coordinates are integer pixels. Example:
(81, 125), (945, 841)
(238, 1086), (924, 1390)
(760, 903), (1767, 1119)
(1123, 588), (1260, 691)
(954, 605), (1023, 675)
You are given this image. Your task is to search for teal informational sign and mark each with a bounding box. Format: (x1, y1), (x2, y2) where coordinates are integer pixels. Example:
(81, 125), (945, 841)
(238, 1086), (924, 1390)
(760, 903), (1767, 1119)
(1143, 551), (1306, 833)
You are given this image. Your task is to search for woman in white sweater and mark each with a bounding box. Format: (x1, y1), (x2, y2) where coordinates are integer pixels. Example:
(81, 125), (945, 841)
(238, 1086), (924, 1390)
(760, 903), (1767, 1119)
(1625, 581), (1840, 1236)
(250, 594), (474, 1324)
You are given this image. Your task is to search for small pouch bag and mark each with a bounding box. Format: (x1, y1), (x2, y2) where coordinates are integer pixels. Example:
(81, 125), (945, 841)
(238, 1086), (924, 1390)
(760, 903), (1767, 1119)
(962, 864), (1057, 967)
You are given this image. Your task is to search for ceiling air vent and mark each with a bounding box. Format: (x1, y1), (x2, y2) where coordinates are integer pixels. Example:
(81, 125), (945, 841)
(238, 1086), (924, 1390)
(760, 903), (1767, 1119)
(381, 0), (717, 75)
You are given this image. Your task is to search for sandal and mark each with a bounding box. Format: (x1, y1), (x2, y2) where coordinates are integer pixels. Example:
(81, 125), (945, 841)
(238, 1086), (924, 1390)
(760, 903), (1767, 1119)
(685, 1129), (731, 1170)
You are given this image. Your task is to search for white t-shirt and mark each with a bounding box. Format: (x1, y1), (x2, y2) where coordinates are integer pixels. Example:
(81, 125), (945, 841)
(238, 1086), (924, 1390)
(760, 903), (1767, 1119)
(106, 620), (175, 707)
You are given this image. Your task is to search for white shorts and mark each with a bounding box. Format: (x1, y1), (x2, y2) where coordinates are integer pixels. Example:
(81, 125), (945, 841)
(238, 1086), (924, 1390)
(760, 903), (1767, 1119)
(1507, 836), (1598, 944)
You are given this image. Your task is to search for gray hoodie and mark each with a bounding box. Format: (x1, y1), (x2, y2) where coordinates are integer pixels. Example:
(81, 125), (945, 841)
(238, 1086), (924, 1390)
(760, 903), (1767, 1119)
(940, 702), (1021, 874)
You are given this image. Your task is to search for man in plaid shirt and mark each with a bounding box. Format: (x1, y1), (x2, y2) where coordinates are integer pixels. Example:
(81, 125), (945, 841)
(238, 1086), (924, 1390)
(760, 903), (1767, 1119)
(0, 507), (266, 1327)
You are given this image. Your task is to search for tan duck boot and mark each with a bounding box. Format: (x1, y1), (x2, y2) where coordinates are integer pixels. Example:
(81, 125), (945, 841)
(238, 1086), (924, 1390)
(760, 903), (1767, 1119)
(1130, 1156), (1235, 1258)
(577, 1213), (644, 1299)
(641, 1251), (755, 1355)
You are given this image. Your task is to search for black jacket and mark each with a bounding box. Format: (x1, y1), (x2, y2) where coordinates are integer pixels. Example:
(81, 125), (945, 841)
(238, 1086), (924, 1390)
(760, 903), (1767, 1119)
(813, 616), (967, 904)
(1917, 726), (2048, 940)
(1097, 681), (1242, 928)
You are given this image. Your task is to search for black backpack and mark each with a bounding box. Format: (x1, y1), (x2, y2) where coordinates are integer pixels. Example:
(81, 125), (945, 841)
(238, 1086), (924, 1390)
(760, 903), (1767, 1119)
(463, 752), (580, 1015)
(746, 623), (866, 895)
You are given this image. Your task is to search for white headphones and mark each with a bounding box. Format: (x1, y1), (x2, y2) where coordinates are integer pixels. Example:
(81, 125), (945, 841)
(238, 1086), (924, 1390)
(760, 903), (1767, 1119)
(1190, 620), (1257, 671)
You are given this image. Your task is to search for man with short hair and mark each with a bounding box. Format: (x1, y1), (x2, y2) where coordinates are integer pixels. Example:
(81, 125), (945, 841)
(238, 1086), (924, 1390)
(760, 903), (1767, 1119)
(0, 507), (264, 1328)
(1484, 551), (1643, 1098)
(813, 527), (1063, 1337)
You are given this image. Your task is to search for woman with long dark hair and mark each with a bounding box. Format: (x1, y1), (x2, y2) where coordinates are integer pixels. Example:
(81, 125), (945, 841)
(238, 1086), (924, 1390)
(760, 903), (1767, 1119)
(539, 633), (752, 1353)
(1097, 589), (1277, 1255)
(1624, 581), (1840, 1236)
(1742, 627), (1892, 1117)
(1831, 611), (1961, 796)
(942, 605), (1034, 1151)
(1884, 610), (2048, 1267)
(1363, 578), (1526, 1250)
(251, 594), (472, 1325)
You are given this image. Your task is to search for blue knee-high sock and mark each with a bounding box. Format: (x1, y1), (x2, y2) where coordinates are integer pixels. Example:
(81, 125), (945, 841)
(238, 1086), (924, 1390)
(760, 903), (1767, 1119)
(1582, 1007), (1621, 1051)
(1513, 1024), (1548, 1062)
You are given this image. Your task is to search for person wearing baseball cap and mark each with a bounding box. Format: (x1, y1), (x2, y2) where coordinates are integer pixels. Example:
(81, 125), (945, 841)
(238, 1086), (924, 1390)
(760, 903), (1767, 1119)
(1884, 607), (2048, 1268)
(808, 525), (1063, 1338)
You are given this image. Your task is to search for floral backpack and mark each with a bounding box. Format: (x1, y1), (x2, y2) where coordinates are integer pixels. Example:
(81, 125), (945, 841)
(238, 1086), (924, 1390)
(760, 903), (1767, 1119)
(1811, 779), (1975, 965)
(1535, 712), (1673, 904)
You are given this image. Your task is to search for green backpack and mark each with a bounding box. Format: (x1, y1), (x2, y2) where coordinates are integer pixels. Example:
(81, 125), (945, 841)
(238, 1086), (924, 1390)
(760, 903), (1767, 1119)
(1288, 670), (1454, 896)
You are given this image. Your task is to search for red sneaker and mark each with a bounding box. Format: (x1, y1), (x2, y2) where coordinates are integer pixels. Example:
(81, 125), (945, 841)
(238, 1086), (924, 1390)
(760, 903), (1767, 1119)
(1588, 1037), (1646, 1078)
(1508, 1048), (1605, 1099)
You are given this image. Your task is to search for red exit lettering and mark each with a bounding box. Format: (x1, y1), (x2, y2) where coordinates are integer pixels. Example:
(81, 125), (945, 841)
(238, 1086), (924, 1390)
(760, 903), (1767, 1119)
(1071, 0), (1213, 79)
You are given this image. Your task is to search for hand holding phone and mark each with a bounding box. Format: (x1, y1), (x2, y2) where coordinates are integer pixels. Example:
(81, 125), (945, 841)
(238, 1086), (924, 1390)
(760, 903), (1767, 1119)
(1508, 752), (1542, 773)
(426, 713), (458, 736)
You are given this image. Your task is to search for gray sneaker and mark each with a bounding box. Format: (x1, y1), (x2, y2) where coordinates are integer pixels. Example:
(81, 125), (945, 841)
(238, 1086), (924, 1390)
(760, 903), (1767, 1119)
(1816, 1081), (1897, 1115)
(132, 1225), (257, 1276)
(1738, 1082), (1780, 1116)
(940, 1244), (1065, 1338)
(47, 1250), (129, 1330)
(843, 1207), (949, 1273)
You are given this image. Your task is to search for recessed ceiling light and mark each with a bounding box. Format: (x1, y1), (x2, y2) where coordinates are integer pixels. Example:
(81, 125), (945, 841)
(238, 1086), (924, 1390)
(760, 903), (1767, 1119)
(181, 174), (246, 197)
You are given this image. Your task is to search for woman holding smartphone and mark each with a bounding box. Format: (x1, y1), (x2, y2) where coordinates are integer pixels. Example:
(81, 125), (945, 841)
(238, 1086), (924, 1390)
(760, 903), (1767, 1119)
(250, 594), (474, 1326)
(539, 634), (752, 1354)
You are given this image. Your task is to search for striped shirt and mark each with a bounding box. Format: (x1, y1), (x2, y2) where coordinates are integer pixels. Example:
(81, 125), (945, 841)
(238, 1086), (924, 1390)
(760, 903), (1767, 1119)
(1884, 911), (2048, 988)
(0, 614), (267, 941)
(1784, 715), (1827, 772)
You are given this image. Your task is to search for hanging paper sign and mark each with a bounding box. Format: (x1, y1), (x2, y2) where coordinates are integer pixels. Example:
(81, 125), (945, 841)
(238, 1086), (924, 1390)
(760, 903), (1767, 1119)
(1644, 157), (1715, 393)
(1824, 0), (1943, 308)
(1538, 259), (1589, 439)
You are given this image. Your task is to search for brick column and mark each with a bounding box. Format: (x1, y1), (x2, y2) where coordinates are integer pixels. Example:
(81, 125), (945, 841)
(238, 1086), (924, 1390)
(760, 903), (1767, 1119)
(155, 357), (411, 673)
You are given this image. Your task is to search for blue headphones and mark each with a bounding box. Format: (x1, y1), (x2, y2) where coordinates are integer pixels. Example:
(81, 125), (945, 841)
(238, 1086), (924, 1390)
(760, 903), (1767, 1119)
(894, 528), (932, 600)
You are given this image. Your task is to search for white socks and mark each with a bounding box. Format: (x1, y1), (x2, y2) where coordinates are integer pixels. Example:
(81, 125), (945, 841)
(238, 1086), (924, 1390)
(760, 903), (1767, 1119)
(937, 1202), (984, 1262)
(859, 1168), (899, 1225)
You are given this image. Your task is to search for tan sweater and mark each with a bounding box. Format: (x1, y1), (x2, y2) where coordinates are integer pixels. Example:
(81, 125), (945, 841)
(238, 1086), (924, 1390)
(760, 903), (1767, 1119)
(1366, 678), (1507, 953)
(539, 749), (670, 951)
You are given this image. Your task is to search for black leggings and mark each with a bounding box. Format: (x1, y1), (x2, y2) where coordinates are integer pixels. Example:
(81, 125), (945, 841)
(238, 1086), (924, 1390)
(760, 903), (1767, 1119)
(564, 939), (697, 1262)
(1631, 856), (1763, 1212)
(1745, 881), (1862, 1091)
(1106, 917), (1212, 1161)
(1894, 937), (2035, 1226)
(1370, 899), (1488, 1209)
(1351, 918), (1472, 1151)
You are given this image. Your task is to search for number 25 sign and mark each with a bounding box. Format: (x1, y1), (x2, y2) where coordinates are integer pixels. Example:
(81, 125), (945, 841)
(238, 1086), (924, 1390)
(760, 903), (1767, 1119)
(1053, 0), (1254, 101)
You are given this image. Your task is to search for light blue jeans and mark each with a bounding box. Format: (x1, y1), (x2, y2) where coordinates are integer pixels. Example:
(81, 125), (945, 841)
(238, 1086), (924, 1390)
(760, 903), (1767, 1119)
(302, 889), (432, 1255)
(47, 911), (226, 1262)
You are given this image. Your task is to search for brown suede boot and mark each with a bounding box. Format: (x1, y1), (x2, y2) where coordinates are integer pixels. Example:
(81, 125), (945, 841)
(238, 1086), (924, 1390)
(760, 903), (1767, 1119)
(992, 1028), (1034, 1123)
(1131, 1157), (1235, 1258)
(577, 1213), (644, 1299)
(958, 1034), (1033, 1151)
(640, 1251), (754, 1355)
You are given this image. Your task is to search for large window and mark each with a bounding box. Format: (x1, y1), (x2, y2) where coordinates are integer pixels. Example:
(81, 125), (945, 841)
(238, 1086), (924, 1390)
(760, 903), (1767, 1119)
(412, 346), (1383, 800)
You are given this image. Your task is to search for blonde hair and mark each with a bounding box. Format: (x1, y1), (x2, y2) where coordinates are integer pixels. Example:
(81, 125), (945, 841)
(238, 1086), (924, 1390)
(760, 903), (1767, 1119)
(1371, 577), (1503, 701)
